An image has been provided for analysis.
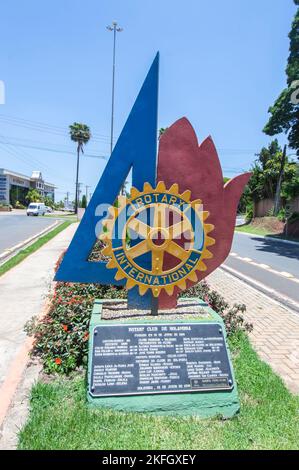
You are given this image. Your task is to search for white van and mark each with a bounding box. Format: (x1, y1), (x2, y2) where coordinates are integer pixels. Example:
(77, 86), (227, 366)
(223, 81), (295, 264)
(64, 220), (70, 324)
(27, 203), (46, 216)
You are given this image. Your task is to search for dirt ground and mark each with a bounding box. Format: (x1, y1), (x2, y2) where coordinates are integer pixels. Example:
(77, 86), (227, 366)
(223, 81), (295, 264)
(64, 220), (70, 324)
(250, 216), (285, 234)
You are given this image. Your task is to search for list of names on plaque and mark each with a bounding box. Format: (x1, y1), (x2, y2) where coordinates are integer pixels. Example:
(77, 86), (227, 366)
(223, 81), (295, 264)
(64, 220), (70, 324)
(90, 323), (233, 397)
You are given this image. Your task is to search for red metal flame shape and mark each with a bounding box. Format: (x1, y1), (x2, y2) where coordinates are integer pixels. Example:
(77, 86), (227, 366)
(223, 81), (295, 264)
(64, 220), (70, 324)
(157, 117), (251, 309)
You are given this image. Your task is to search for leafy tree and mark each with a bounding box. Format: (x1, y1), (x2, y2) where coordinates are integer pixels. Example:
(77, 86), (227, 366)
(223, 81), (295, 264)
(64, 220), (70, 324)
(238, 184), (251, 215)
(55, 200), (65, 210)
(81, 194), (87, 208)
(281, 159), (299, 201)
(264, 1), (299, 156)
(25, 189), (43, 203)
(250, 140), (284, 202)
(44, 196), (55, 209)
(69, 122), (91, 214)
(239, 140), (299, 218)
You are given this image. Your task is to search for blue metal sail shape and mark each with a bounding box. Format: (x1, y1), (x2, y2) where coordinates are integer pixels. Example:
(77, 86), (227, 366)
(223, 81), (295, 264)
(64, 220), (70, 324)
(55, 53), (159, 287)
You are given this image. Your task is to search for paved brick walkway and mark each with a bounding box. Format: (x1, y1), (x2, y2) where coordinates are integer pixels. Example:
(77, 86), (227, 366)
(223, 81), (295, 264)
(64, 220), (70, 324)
(207, 268), (299, 394)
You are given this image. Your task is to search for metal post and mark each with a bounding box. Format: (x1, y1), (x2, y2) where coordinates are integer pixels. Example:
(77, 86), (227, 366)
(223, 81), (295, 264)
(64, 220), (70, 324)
(74, 145), (80, 214)
(85, 185), (90, 204)
(107, 22), (123, 155)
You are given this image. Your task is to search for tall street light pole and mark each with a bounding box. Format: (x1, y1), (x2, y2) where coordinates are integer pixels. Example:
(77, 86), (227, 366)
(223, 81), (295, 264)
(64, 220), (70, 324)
(106, 21), (123, 155)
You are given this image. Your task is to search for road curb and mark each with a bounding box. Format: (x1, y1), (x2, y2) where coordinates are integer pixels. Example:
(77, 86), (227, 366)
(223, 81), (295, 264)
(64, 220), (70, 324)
(221, 264), (299, 316)
(235, 230), (299, 246)
(0, 220), (59, 263)
(0, 297), (52, 429)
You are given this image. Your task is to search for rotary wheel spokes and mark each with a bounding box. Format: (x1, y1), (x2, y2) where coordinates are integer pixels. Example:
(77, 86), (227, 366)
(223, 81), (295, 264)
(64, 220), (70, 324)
(165, 241), (190, 261)
(126, 204), (192, 271)
(126, 239), (150, 259)
(101, 181), (215, 298)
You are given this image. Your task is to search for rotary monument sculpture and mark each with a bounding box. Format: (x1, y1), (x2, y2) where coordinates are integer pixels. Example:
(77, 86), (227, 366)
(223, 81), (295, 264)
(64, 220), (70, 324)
(55, 54), (251, 417)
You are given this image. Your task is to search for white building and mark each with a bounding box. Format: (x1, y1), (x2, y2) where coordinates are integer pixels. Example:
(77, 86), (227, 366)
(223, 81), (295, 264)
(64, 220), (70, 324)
(0, 169), (55, 206)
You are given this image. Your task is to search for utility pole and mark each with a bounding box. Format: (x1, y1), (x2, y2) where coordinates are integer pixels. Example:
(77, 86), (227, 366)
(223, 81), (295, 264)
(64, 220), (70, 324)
(77, 182), (82, 208)
(85, 185), (90, 204)
(65, 191), (70, 210)
(274, 144), (287, 216)
(106, 21), (123, 155)
(74, 145), (81, 215)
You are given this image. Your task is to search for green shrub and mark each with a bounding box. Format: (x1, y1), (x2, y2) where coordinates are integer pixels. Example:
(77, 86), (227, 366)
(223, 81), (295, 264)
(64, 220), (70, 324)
(14, 200), (26, 209)
(0, 202), (12, 209)
(277, 208), (286, 222)
(25, 253), (252, 375)
(25, 282), (127, 374)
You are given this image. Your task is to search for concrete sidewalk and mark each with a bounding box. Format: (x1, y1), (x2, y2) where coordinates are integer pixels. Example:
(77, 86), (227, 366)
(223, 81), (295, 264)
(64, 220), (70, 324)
(0, 223), (78, 390)
(207, 269), (299, 394)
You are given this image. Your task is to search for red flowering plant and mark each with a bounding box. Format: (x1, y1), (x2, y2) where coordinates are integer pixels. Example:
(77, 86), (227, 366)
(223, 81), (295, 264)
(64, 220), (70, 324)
(24, 279), (126, 374)
(25, 248), (251, 375)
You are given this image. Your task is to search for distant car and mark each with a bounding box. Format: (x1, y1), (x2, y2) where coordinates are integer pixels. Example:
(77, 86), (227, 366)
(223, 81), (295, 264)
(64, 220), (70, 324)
(45, 206), (53, 213)
(26, 203), (46, 216)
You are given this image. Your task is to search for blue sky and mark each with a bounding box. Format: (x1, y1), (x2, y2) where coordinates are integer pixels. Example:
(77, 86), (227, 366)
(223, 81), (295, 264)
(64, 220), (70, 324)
(0, 0), (296, 201)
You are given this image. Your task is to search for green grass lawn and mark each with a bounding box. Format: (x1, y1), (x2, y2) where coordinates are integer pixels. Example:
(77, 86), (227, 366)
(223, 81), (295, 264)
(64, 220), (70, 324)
(235, 225), (299, 242)
(43, 214), (77, 219)
(235, 225), (270, 236)
(0, 221), (73, 277)
(18, 332), (299, 450)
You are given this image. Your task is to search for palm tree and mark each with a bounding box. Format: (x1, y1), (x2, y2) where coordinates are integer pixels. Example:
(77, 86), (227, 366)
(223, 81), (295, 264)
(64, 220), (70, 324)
(69, 122), (91, 214)
(25, 189), (43, 203)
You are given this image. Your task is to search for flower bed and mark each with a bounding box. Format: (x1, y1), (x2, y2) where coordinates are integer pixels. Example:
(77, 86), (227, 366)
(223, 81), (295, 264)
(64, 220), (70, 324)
(25, 282), (126, 374)
(25, 251), (252, 374)
(25, 282), (251, 375)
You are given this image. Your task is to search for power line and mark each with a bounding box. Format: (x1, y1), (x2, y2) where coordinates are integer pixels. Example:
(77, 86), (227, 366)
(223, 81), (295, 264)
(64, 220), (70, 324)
(0, 134), (57, 175)
(0, 137), (108, 160)
(0, 134), (104, 153)
(0, 114), (260, 155)
(0, 142), (35, 173)
(0, 139), (75, 186)
(0, 113), (112, 140)
(0, 114), (114, 143)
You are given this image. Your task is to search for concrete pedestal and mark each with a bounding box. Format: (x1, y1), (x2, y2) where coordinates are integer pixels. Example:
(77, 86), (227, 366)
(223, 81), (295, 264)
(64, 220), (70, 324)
(87, 298), (240, 418)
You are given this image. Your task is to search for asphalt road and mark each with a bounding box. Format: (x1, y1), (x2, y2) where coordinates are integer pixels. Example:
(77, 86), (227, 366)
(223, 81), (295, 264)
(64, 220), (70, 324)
(0, 215), (56, 255)
(225, 232), (299, 309)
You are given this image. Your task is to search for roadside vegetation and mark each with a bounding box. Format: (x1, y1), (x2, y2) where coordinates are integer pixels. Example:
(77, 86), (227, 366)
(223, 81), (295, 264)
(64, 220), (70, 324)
(19, 252), (299, 450)
(236, 216), (285, 237)
(43, 213), (76, 219)
(238, 140), (299, 222)
(0, 221), (73, 277)
(18, 331), (299, 450)
(235, 215), (299, 242)
(25, 269), (252, 374)
(236, 2), (299, 239)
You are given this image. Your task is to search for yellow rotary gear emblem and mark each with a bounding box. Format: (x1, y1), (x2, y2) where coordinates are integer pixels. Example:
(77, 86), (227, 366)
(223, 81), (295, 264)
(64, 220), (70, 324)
(100, 181), (215, 297)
